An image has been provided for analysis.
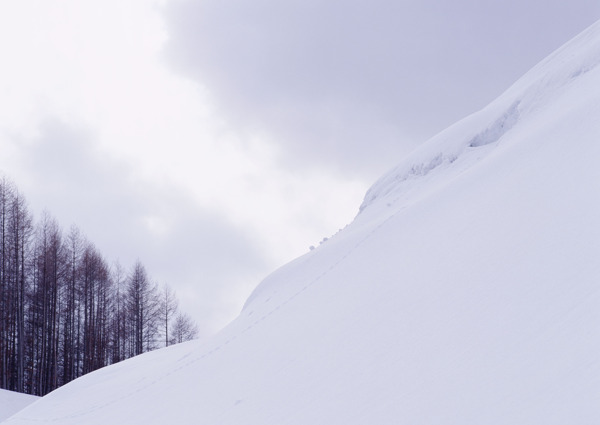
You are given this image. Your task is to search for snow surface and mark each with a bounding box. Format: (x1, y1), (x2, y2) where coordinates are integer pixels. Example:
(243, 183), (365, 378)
(0, 390), (38, 423)
(4, 20), (600, 425)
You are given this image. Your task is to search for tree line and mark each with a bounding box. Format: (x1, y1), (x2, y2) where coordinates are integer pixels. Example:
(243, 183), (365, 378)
(0, 177), (198, 396)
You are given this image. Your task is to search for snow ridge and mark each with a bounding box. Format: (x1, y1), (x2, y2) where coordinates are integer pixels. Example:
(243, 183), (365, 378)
(360, 20), (600, 214)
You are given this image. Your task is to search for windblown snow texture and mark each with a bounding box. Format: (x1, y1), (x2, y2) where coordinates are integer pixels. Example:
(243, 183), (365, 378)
(4, 19), (600, 425)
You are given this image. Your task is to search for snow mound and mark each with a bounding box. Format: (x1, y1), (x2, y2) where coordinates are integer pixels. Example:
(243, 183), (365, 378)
(0, 390), (38, 422)
(4, 19), (600, 425)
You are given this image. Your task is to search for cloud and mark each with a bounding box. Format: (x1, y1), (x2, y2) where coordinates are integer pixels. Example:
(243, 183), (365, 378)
(164, 0), (600, 177)
(5, 117), (270, 336)
(0, 0), (369, 336)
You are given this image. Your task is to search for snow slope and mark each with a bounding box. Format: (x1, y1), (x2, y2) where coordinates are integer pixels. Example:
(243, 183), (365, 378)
(0, 390), (37, 422)
(4, 20), (600, 425)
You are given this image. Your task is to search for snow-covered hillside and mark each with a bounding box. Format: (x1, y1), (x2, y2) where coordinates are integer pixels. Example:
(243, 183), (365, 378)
(4, 20), (600, 425)
(0, 390), (37, 422)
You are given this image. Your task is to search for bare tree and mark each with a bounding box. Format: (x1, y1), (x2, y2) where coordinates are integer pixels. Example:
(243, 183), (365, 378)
(160, 284), (178, 347)
(171, 312), (199, 345)
(80, 242), (111, 375)
(11, 188), (33, 393)
(0, 177), (14, 390)
(110, 261), (126, 363)
(125, 262), (160, 356)
(30, 212), (66, 395)
(61, 225), (83, 385)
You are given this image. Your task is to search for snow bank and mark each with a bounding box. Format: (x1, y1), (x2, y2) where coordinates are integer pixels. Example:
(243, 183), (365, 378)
(0, 390), (38, 422)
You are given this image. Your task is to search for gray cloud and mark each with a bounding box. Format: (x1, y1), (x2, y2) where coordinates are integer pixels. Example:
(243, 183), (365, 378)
(12, 117), (269, 336)
(164, 0), (600, 177)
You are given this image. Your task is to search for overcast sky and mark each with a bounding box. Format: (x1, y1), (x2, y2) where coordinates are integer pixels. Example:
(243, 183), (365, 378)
(1, 0), (598, 337)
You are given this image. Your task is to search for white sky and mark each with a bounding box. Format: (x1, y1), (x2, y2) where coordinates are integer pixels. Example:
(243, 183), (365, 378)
(0, 0), (598, 337)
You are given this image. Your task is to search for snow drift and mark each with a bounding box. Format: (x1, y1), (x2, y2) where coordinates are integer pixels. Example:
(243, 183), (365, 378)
(0, 390), (37, 423)
(4, 20), (600, 425)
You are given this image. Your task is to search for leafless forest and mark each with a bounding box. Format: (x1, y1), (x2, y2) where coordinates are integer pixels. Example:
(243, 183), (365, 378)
(0, 177), (197, 396)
